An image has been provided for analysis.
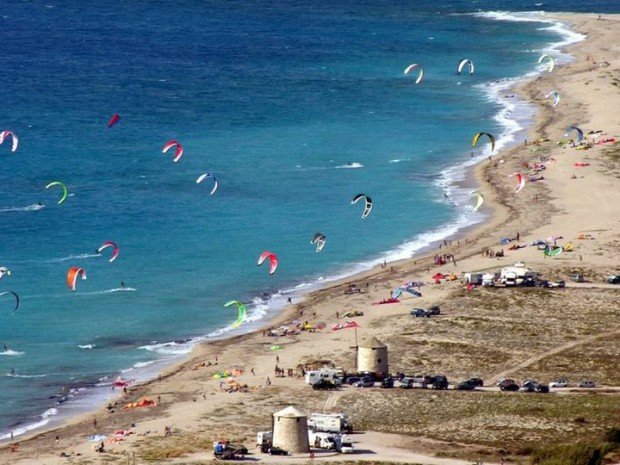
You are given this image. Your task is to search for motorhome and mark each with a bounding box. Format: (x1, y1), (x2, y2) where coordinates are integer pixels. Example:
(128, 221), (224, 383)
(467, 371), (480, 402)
(304, 369), (343, 386)
(500, 264), (537, 286)
(308, 413), (352, 433)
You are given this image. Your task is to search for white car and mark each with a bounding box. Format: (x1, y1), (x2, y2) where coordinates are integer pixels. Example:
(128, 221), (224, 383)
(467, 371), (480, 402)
(549, 379), (568, 388)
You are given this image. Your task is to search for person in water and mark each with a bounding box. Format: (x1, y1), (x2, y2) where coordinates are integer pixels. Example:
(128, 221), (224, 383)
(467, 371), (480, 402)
(120, 281), (125, 288)
(3, 344), (7, 352)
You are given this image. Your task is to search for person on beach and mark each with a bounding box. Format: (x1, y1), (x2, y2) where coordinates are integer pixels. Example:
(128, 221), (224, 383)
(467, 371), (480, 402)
(516, 232), (520, 241)
(55, 435), (59, 446)
(93, 418), (97, 430)
(287, 297), (292, 304)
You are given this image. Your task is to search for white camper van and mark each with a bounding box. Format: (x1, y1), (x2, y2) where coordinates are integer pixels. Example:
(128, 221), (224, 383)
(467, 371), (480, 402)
(500, 264), (536, 286)
(308, 413), (352, 433)
(304, 369), (343, 386)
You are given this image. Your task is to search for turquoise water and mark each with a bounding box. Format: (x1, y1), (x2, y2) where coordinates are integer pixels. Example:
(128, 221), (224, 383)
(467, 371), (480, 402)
(0, 0), (608, 437)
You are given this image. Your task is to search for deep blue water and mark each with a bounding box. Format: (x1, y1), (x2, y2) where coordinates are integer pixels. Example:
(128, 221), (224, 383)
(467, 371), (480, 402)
(0, 0), (616, 437)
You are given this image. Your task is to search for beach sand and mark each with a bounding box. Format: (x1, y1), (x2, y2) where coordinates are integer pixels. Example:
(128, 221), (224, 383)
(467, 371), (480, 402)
(2, 12), (618, 465)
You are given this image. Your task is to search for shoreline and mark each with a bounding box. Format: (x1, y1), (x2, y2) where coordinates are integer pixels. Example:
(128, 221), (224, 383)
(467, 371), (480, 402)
(2, 10), (619, 463)
(0, 10), (586, 445)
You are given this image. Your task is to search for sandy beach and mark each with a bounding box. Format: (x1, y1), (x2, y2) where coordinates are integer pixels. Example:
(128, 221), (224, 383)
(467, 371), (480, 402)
(2, 12), (619, 465)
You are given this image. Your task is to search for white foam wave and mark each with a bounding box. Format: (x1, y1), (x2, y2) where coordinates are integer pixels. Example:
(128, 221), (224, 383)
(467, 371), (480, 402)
(78, 344), (95, 350)
(0, 204), (45, 212)
(6, 373), (46, 378)
(0, 349), (24, 356)
(389, 158), (410, 163)
(334, 162), (364, 169)
(0, 418), (50, 441)
(41, 408), (58, 419)
(472, 11), (585, 65)
(139, 341), (195, 356)
(0, 407), (59, 440)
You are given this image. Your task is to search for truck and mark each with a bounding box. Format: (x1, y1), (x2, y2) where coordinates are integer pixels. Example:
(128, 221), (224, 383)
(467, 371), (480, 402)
(304, 370), (343, 387)
(308, 413), (353, 433)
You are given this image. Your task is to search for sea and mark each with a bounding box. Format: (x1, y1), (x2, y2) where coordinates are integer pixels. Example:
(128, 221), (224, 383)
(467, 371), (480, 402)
(0, 0), (616, 440)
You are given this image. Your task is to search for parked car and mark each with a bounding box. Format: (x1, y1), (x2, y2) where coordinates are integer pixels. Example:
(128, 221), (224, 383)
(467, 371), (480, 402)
(536, 384), (550, 393)
(468, 377), (484, 387)
(546, 280), (566, 288)
(578, 380), (596, 388)
(549, 378), (568, 388)
(520, 380), (538, 392)
(430, 375), (449, 390)
(268, 446), (288, 456)
(570, 274), (585, 283)
(313, 379), (339, 391)
(427, 305), (441, 315)
(607, 275), (620, 284)
(496, 378), (516, 388)
(345, 376), (361, 385)
(380, 377), (394, 388)
(411, 308), (428, 318)
(354, 376), (375, 388)
(497, 379), (519, 391)
(536, 279), (549, 287)
(501, 383), (519, 392)
(399, 377), (414, 389)
(226, 444), (248, 455)
(456, 380), (477, 390)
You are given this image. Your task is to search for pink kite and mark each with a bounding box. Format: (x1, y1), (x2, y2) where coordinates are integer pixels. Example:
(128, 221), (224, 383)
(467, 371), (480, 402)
(0, 130), (18, 152)
(514, 172), (525, 194)
(107, 113), (121, 128)
(257, 251), (278, 275)
(97, 240), (120, 263)
(162, 139), (184, 162)
(332, 321), (360, 331)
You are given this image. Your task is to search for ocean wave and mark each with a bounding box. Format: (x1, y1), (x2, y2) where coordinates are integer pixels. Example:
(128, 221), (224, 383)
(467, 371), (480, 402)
(472, 11), (585, 64)
(389, 158), (410, 163)
(139, 341), (196, 356)
(78, 344), (95, 350)
(0, 407), (58, 440)
(6, 373), (46, 378)
(334, 162), (364, 169)
(0, 349), (24, 356)
(0, 204), (45, 212)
